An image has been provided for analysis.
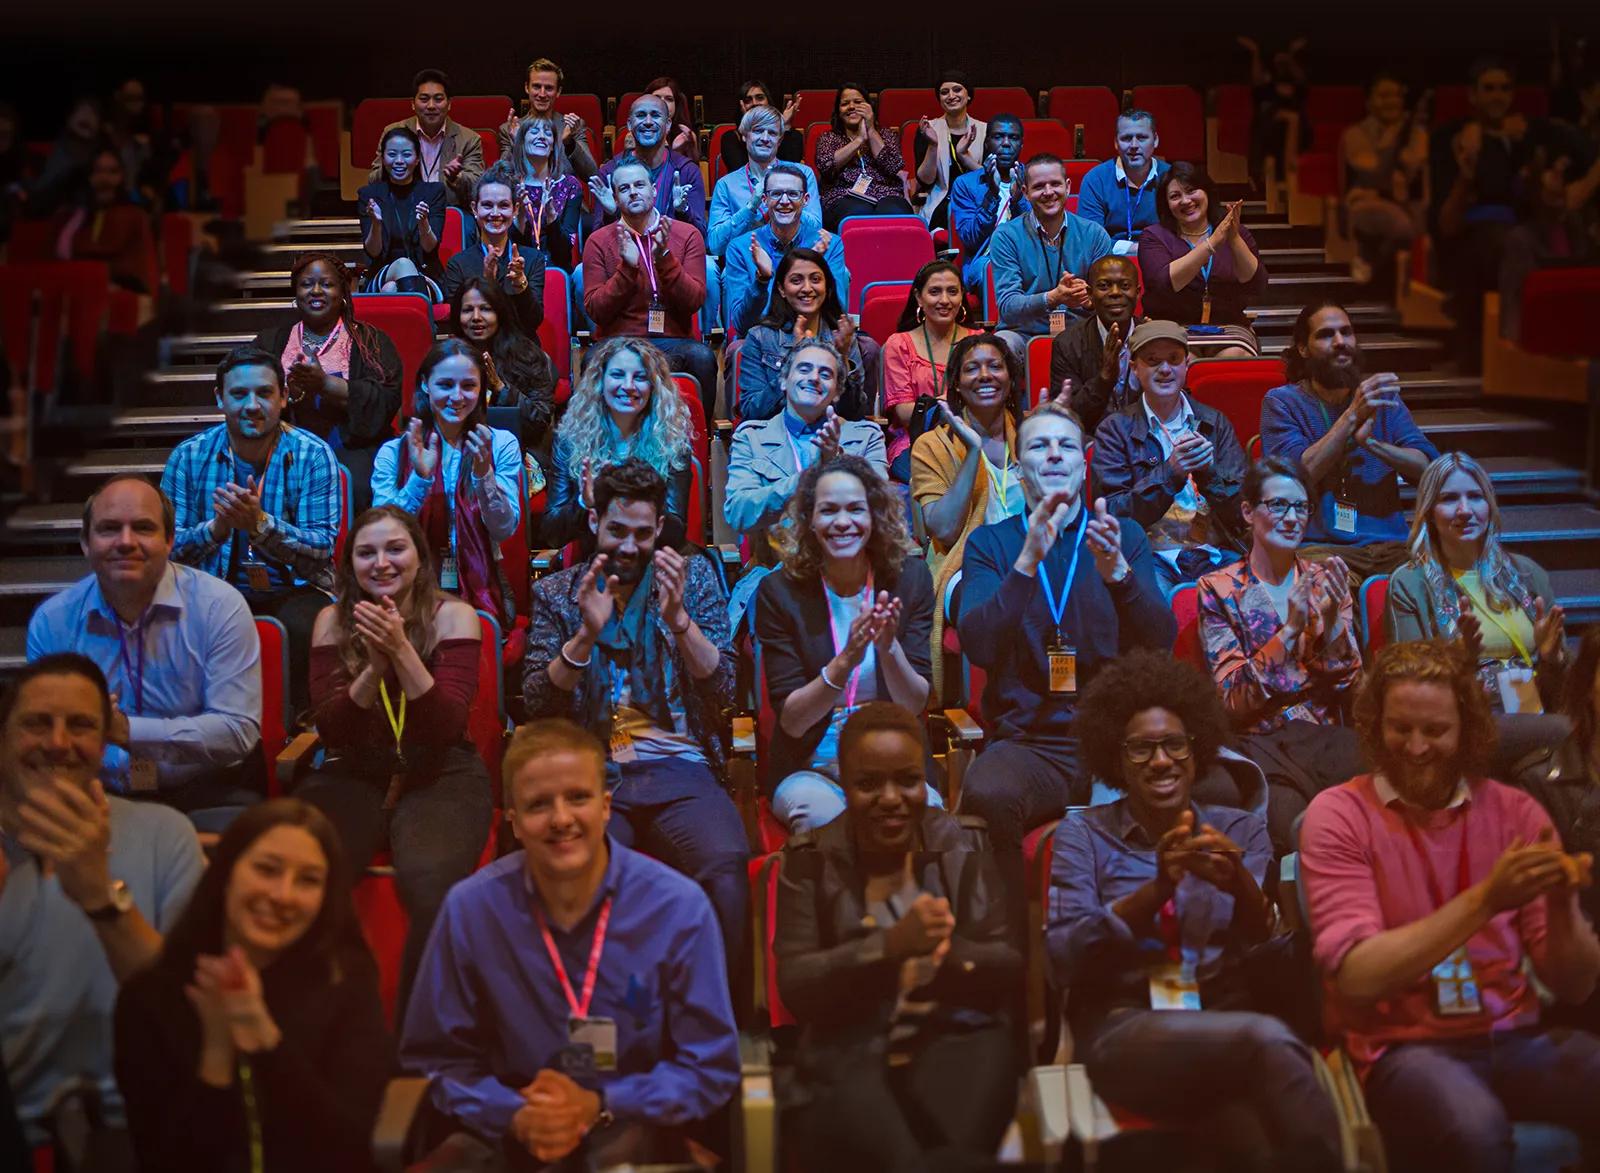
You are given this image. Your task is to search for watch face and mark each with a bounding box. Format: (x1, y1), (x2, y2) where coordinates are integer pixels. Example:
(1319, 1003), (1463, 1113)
(110, 880), (134, 912)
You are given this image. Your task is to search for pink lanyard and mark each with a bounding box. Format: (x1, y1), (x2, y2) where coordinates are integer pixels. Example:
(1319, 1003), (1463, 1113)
(534, 896), (613, 1019)
(826, 571), (875, 711)
(629, 225), (661, 301)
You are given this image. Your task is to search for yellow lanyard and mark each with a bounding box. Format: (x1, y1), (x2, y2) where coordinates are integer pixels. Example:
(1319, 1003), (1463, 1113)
(980, 448), (1013, 508)
(1454, 572), (1534, 666)
(379, 679), (407, 751)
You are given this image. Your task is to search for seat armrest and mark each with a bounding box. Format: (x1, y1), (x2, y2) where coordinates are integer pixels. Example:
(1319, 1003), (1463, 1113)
(731, 714), (756, 756)
(530, 548), (562, 573)
(371, 1076), (430, 1172)
(276, 729), (322, 792)
(942, 707), (984, 744)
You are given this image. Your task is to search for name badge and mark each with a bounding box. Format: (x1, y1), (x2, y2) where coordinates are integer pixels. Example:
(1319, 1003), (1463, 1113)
(129, 756), (159, 793)
(1048, 639), (1077, 696)
(1199, 292), (1213, 325)
(569, 1015), (618, 1072)
(1431, 947), (1483, 1017)
(850, 172), (873, 197)
(1049, 309), (1068, 336)
(1148, 961), (1202, 1011)
(439, 554), (460, 591)
(646, 302), (666, 335)
(1495, 666), (1542, 715)
(1332, 499), (1358, 535)
(609, 725), (637, 764)
(241, 557), (271, 594)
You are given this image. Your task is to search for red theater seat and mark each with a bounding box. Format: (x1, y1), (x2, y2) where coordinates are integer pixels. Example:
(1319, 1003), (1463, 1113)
(878, 87), (943, 128)
(971, 87), (1035, 123)
(1183, 356), (1287, 453)
(1213, 83), (1253, 157)
(860, 280), (912, 346)
(1131, 85), (1204, 164)
(256, 617), (290, 794)
(1044, 87), (1119, 160)
(838, 216), (934, 313)
(352, 292), (434, 415)
(1517, 267), (1600, 359)
(538, 267), (574, 405)
(1169, 582), (1204, 669)
(1020, 119), (1073, 160)
(1361, 576), (1390, 655)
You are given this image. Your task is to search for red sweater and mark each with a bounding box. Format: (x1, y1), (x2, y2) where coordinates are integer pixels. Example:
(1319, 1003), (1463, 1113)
(582, 217), (706, 339)
(309, 639), (479, 756)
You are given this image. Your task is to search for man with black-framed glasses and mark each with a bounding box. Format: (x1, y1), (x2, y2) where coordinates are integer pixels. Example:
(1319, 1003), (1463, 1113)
(720, 163), (847, 333)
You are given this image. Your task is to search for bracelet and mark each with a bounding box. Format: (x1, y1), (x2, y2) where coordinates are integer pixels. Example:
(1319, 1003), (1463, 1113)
(560, 645), (592, 671)
(819, 663), (847, 691)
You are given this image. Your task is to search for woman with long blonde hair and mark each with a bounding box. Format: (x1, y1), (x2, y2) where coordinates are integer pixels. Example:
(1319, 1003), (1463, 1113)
(541, 337), (694, 550)
(509, 114), (583, 271)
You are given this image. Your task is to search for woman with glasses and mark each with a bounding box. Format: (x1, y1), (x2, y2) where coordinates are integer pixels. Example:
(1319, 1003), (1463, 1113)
(1198, 457), (1362, 733)
(1047, 647), (1344, 1171)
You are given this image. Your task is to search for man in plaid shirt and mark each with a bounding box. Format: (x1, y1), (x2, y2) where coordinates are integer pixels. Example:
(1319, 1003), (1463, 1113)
(161, 344), (343, 711)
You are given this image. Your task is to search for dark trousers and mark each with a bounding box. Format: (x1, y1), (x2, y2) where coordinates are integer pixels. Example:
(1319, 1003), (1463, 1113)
(607, 757), (749, 996)
(1363, 1026), (1600, 1173)
(784, 1023), (1018, 1173)
(1084, 1009), (1344, 1173)
(246, 583), (331, 718)
(332, 443), (378, 514)
(647, 336), (721, 422)
(297, 744), (493, 1017)
(823, 193), (916, 232)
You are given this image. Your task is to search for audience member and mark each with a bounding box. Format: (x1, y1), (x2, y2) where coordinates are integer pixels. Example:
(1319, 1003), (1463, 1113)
(589, 97), (706, 239)
(1198, 457), (1361, 733)
(1301, 639), (1600, 1173)
(1497, 145), (1600, 341)
(1341, 73), (1428, 286)
(912, 70), (987, 231)
(27, 476), (262, 813)
(357, 125), (446, 298)
(373, 341), (522, 626)
(523, 461), (748, 972)
(722, 163), (845, 332)
(366, 68), (483, 208)
(911, 333), (1028, 694)
(725, 339), (886, 548)
(1076, 111), (1171, 256)
(1386, 452), (1567, 713)
(581, 158), (716, 414)
(496, 57), (599, 181)
(113, 800), (389, 1173)
(0, 654), (203, 1166)
(400, 719), (740, 1169)
(1239, 35), (1311, 183)
(708, 106), (822, 263)
(252, 252), (403, 511)
(24, 96), (106, 217)
(948, 113), (1027, 291)
(718, 80), (805, 172)
(1048, 254), (1145, 433)
(956, 403), (1174, 908)
(1048, 649), (1344, 1171)
(755, 459), (936, 832)
(775, 703), (1019, 1168)
(733, 247), (868, 421)
(1138, 162), (1267, 356)
(506, 115), (586, 273)
(542, 337), (693, 552)
(103, 78), (157, 203)
(161, 345), (341, 714)
(881, 260), (975, 480)
(815, 83), (914, 231)
(51, 148), (156, 293)
(642, 77), (699, 161)
(442, 163), (546, 336)
(1261, 300), (1438, 585)
(163, 104), (242, 216)
(991, 153), (1114, 358)
(1094, 322), (1247, 594)
(449, 276), (557, 454)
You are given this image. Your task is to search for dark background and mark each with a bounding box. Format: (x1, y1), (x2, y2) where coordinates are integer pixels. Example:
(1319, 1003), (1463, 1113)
(5, 1), (1599, 133)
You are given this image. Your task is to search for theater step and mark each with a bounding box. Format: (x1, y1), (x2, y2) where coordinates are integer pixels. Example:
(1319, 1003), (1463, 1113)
(1248, 301), (1395, 333)
(1498, 503), (1600, 571)
(163, 333), (257, 364)
(257, 240), (367, 267)
(1398, 455), (1586, 505)
(1258, 331), (1444, 372)
(272, 217), (362, 242)
(199, 298), (296, 334)
(1258, 271), (1360, 305)
(0, 556), (87, 627)
(106, 405), (225, 439)
(1551, 568), (1600, 627)
(1411, 407), (1575, 461)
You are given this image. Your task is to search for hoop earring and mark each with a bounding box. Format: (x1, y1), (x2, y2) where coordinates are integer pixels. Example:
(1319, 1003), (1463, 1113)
(916, 305), (925, 322)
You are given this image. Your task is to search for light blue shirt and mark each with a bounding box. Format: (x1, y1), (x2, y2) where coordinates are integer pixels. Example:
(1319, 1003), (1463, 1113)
(706, 162), (822, 258)
(0, 799), (204, 1141)
(721, 221), (849, 335)
(809, 583), (878, 768)
(991, 209), (1115, 336)
(372, 426), (523, 549)
(26, 563), (263, 791)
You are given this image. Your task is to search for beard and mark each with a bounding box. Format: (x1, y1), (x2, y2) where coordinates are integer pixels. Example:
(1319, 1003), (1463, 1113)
(1307, 346), (1363, 391)
(1374, 746), (1463, 809)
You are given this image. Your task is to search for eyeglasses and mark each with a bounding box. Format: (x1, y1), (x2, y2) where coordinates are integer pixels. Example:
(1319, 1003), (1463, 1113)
(1257, 498), (1312, 520)
(1122, 735), (1194, 764)
(766, 190), (804, 205)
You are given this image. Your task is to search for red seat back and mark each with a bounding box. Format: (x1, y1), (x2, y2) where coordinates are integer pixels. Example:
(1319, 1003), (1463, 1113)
(352, 292), (434, 409)
(1213, 83), (1253, 157)
(305, 101), (344, 176)
(859, 280), (912, 346)
(450, 97), (511, 134)
(1020, 119), (1074, 160)
(160, 213), (197, 296)
(878, 88), (941, 128)
(0, 261), (111, 395)
(838, 217), (935, 313)
(1026, 334), (1054, 408)
(497, 464), (532, 669)
(1131, 85), (1204, 163)
(350, 98), (414, 168)
(792, 90), (838, 121)
(1306, 86), (1366, 129)
(553, 94), (605, 150)
(1044, 87), (1120, 160)
(1361, 575), (1389, 655)
(804, 122), (830, 171)
(971, 87), (1035, 123)
(256, 616), (289, 793)
(477, 128), (499, 167)
(539, 267), (574, 403)
(707, 124), (737, 186)
(439, 206), (468, 267)
(671, 373), (711, 510)
(334, 464), (352, 564)
(1518, 267), (1600, 359)
(756, 853), (796, 1027)
(1169, 582), (1204, 669)
(261, 117), (307, 175)
(469, 611), (507, 787)
(1183, 356), (1287, 451)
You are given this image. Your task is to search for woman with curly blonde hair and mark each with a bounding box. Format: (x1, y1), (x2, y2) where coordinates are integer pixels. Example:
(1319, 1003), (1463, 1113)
(755, 454), (940, 831)
(541, 337), (694, 550)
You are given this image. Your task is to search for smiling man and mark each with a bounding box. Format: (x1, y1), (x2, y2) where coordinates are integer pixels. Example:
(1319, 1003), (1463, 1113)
(160, 344), (341, 712)
(721, 162), (847, 334)
(400, 717), (739, 1170)
(1302, 639), (1600, 1173)
(27, 474), (262, 815)
(1050, 254), (1146, 432)
(366, 67), (483, 208)
(0, 653), (204, 1168)
(589, 95), (706, 239)
(442, 162), (547, 335)
(1076, 111), (1171, 256)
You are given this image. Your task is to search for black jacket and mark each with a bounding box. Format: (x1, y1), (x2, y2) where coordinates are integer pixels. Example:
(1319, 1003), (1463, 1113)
(539, 443), (693, 553)
(1049, 313), (1141, 434)
(1513, 734), (1600, 927)
(753, 557), (934, 789)
(253, 318), (403, 450)
(441, 240), (547, 336)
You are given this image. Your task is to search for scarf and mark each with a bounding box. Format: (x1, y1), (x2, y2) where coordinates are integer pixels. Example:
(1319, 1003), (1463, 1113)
(581, 562), (673, 732)
(283, 318), (353, 380)
(395, 429), (512, 625)
(1418, 553), (1536, 643)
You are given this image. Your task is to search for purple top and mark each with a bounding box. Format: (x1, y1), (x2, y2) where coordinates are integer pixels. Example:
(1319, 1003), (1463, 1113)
(1137, 223), (1269, 328)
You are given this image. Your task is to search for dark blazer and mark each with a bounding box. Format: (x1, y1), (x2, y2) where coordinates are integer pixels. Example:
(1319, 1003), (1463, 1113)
(1513, 734), (1599, 931)
(442, 240), (547, 336)
(114, 945), (391, 1173)
(356, 179), (447, 277)
(1049, 313), (1142, 435)
(774, 811), (1019, 1088)
(1091, 395), (1249, 553)
(539, 443), (693, 553)
(252, 318), (403, 450)
(754, 557), (934, 788)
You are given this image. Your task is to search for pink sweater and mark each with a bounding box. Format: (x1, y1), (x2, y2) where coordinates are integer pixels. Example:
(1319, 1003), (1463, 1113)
(1302, 773), (1558, 1073)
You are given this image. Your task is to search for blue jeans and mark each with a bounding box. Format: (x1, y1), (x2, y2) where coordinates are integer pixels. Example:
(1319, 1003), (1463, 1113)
(608, 757), (749, 972)
(1363, 1027), (1600, 1173)
(772, 768), (945, 834)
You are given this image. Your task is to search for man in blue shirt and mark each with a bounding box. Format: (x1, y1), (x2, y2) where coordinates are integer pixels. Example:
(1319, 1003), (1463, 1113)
(720, 162), (846, 333)
(1075, 111), (1170, 256)
(949, 113), (1028, 292)
(161, 345), (341, 713)
(400, 718), (740, 1169)
(1260, 300), (1438, 587)
(990, 154), (1115, 362)
(27, 476), (262, 815)
(588, 95), (706, 240)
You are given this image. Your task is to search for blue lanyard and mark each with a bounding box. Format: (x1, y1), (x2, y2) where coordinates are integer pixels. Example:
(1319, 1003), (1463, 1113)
(1124, 171), (1153, 241)
(1035, 510), (1089, 633)
(1192, 227), (1215, 285)
(115, 614), (147, 715)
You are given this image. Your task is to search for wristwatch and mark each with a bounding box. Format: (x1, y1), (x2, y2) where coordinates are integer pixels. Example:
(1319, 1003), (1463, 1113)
(589, 1086), (614, 1133)
(84, 880), (134, 922)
